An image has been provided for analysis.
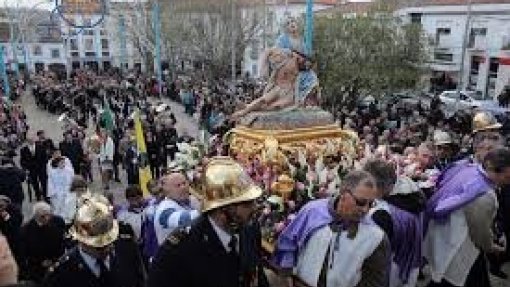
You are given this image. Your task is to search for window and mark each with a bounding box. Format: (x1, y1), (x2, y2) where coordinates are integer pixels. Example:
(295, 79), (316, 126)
(436, 28), (451, 35)
(434, 53), (453, 62)
(470, 56), (482, 74)
(410, 13), (422, 24)
(468, 28), (487, 48)
(33, 45), (42, 56)
(84, 38), (94, 51)
(101, 39), (109, 50)
(51, 49), (60, 58)
(486, 57), (499, 97)
(85, 52), (96, 57)
(471, 28), (487, 36)
(250, 40), (259, 60)
(435, 27), (451, 45)
(102, 51), (109, 57)
(71, 51), (79, 57)
(70, 39), (78, 51)
(83, 29), (94, 36)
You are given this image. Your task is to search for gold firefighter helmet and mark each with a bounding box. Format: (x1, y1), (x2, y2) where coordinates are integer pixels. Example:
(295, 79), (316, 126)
(200, 157), (262, 212)
(472, 111), (502, 133)
(69, 194), (119, 248)
(433, 130), (453, 146)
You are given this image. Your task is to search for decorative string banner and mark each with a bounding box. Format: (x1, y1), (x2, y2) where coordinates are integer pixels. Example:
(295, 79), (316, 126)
(53, 0), (107, 28)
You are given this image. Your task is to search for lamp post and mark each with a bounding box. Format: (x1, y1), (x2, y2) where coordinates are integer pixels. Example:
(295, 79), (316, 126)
(230, 0), (237, 86)
(457, 0), (473, 94)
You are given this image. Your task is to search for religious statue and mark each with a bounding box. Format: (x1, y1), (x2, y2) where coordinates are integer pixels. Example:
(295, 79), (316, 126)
(231, 16), (320, 122)
(227, 14), (359, 194)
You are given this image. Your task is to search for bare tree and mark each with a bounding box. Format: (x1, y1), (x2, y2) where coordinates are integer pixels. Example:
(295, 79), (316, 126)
(159, 0), (264, 81)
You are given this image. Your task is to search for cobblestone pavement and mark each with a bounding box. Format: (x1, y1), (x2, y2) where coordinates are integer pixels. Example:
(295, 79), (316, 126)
(18, 90), (510, 287)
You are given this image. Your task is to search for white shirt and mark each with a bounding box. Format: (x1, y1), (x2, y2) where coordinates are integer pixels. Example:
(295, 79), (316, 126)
(78, 248), (111, 277)
(208, 217), (237, 253)
(99, 136), (114, 163)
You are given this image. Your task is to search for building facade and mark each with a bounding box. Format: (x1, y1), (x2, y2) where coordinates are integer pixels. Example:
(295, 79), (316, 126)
(60, 0), (147, 73)
(397, 0), (510, 99)
(0, 8), (66, 74)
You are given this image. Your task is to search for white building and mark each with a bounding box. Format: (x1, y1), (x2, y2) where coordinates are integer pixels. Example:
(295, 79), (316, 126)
(59, 0), (147, 73)
(242, 0), (336, 78)
(396, 0), (510, 99)
(0, 9), (66, 74)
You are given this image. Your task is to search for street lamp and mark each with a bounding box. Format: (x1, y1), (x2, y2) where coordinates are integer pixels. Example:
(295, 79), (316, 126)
(457, 0), (473, 95)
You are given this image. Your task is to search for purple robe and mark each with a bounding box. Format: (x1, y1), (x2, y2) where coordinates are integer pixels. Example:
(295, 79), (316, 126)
(427, 162), (492, 221)
(389, 205), (422, 283)
(272, 198), (333, 268)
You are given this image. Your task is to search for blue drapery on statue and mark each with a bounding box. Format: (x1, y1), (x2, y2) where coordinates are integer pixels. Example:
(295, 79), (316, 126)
(275, 33), (318, 105)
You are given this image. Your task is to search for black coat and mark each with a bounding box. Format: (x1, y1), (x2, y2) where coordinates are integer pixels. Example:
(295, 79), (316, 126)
(35, 139), (55, 168)
(0, 165), (26, 205)
(147, 216), (268, 287)
(59, 140), (84, 172)
(19, 216), (66, 282)
(19, 146), (37, 172)
(42, 235), (145, 287)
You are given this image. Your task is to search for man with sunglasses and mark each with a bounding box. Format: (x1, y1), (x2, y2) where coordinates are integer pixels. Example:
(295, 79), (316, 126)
(273, 170), (390, 287)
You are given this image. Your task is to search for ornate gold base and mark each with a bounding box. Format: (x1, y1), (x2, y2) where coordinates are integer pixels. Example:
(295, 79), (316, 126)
(227, 124), (359, 167)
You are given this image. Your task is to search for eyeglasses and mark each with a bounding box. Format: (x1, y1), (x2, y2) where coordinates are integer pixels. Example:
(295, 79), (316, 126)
(346, 191), (375, 209)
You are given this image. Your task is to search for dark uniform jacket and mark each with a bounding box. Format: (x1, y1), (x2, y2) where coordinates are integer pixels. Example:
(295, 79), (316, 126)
(42, 233), (145, 287)
(148, 216), (268, 287)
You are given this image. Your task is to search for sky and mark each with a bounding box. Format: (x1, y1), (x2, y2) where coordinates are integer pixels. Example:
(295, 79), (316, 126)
(1, 0), (372, 9)
(1, 0), (138, 10)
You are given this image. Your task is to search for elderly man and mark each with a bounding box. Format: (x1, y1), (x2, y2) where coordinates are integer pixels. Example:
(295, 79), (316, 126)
(424, 147), (510, 287)
(19, 201), (66, 283)
(274, 170), (390, 287)
(153, 172), (200, 245)
(148, 157), (268, 287)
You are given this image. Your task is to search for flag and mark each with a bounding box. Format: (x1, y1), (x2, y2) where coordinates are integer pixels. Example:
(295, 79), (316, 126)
(100, 95), (114, 132)
(134, 110), (152, 196)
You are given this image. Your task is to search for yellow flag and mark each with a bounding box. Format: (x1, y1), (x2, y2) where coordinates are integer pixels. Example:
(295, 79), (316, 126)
(134, 111), (152, 196)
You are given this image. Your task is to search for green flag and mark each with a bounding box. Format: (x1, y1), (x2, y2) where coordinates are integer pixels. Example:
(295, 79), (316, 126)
(100, 95), (114, 132)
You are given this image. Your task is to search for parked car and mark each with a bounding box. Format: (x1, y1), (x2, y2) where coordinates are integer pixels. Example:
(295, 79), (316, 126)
(438, 90), (509, 115)
(384, 91), (432, 109)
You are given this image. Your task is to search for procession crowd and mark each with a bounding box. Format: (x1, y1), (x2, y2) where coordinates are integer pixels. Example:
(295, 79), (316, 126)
(0, 69), (508, 287)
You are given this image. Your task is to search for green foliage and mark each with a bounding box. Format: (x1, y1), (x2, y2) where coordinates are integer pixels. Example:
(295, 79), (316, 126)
(314, 13), (425, 108)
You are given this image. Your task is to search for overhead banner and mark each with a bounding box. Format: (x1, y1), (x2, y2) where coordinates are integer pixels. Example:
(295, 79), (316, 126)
(54, 0), (107, 28)
(60, 0), (103, 15)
